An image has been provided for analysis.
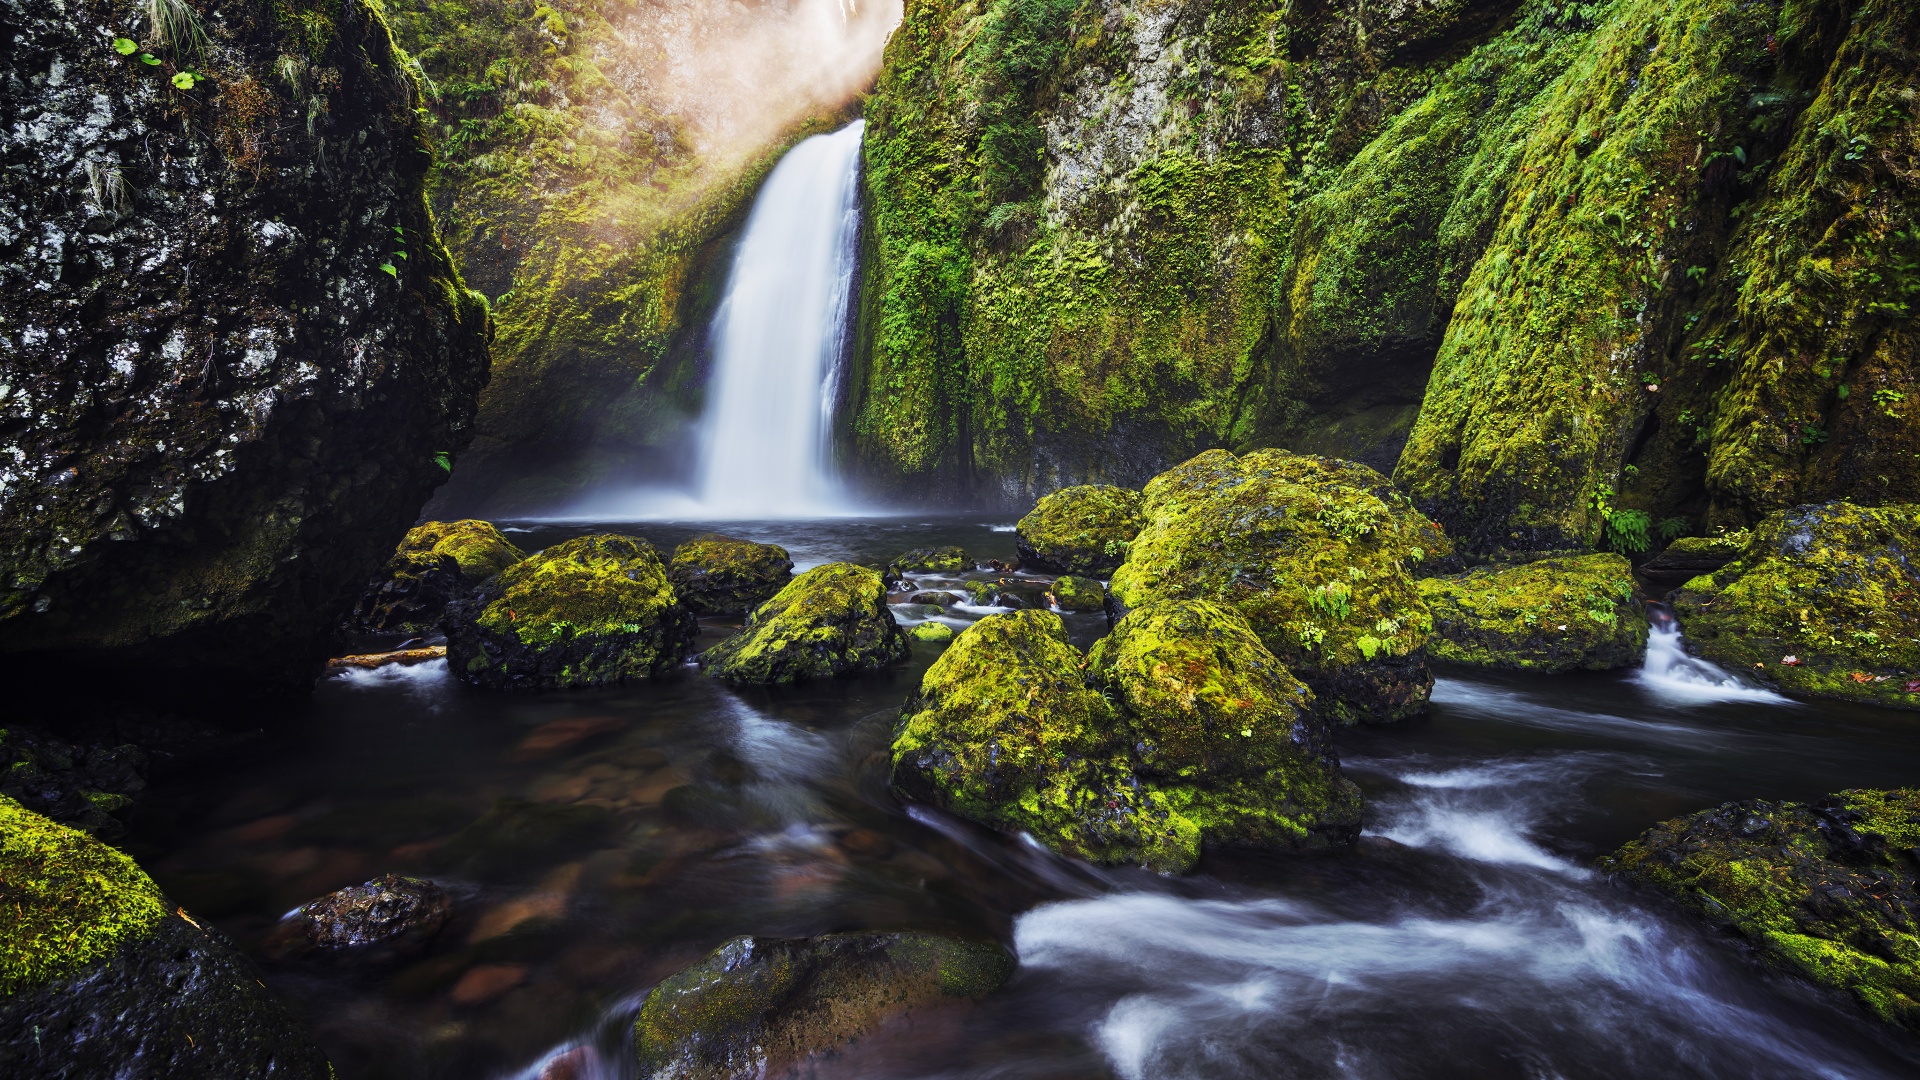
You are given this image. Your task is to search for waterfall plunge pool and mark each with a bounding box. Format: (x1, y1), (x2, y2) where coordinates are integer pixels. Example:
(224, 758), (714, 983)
(134, 517), (1920, 1079)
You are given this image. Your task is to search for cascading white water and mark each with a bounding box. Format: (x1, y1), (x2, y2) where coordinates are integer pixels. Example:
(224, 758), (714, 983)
(694, 120), (865, 517)
(1636, 610), (1791, 705)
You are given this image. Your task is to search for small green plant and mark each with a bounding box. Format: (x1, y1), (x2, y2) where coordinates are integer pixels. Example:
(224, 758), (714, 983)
(432, 452), (453, 472)
(1308, 582), (1352, 622)
(1356, 635), (1384, 661)
(112, 37), (139, 55)
(170, 70), (200, 90)
(1873, 388), (1905, 417)
(1802, 423), (1828, 446)
(1837, 384), (1850, 400)
(147, 0), (210, 62)
(1656, 516), (1690, 541)
(1408, 546), (1425, 564)
(1297, 622), (1327, 650)
(1603, 508), (1652, 554)
(1622, 464), (1638, 477)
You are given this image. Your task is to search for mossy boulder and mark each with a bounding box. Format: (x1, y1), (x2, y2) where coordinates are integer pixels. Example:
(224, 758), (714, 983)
(1015, 485), (1146, 575)
(910, 622), (956, 643)
(1051, 575), (1106, 613)
(1602, 789), (1920, 1031)
(1110, 450), (1448, 724)
(0, 796), (331, 1075)
(700, 563), (909, 684)
(444, 534), (697, 690)
(666, 534), (795, 616)
(633, 932), (1013, 1077)
(1417, 554), (1647, 672)
(888, 547), (971, 577)
(892, 607), (1360, 873)
(350, 520), (526, 634)
(1670, 503), (1920, 707)
(1638, 531), (1750, 589)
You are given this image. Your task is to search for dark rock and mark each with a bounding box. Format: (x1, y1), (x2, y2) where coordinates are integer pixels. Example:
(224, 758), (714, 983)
(0, 726), (147, 840)
(348, 521), (525, 635)
(1417, 553), (1648, 672)
(632, 932), (1013, 1078)
(0, 796), (330, 1077)
(0, 0), (490, 701)
(1015, 485), (1145, 575)
(700, 563), (909, 684)
(297, 874), (450, 951)
(1602, 787), (1920, 1030)
(1637, 532), (1748, 589)
(907, 590), (958, 606)
(666, 534), (795, 616)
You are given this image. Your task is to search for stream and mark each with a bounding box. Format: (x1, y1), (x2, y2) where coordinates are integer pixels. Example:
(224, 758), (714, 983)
(134, 516), (1920, 1079)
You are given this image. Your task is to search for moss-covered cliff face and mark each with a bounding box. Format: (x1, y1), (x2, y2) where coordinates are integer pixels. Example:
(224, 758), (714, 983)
(383, 0), (891, 514)
(0, 0), (490, 697)
(854, 0), (1916, 534)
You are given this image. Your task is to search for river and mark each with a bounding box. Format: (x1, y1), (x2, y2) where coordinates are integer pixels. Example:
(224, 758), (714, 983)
(134, 516), (1920, 1079)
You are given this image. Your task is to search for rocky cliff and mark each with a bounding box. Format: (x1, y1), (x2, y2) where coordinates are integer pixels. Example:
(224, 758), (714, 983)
(851, 0), (1918, 539)
(0, 0), (490, 698)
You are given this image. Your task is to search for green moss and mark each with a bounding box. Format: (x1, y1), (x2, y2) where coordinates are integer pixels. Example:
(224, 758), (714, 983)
(1670, 502), (1920, 707)
(889, 547), (971, 575)
(1418, 553), (1647, 671)
(0, 795), (169, 995)
(666, 534), (794, 616)
(1109, 449), (1444, 722)
(1602, 788), (1920, 1030)
(1050, 574), (1105, 613)
(1665, 530), (1749, 559)
(910, 621), (955, 642)
(700, 563), (908, 684)
(1015, 485), (1144, 575)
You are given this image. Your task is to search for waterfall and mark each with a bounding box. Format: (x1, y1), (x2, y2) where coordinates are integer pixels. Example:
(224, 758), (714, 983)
(694, 120), (865, 517)
(1636, 606), (1790, 705)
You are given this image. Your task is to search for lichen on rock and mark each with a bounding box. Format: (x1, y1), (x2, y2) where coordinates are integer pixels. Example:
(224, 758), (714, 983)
(666, 534), (795, 616)
(350, 519), (526, 634)
(1670, 502), (1920, 707)
(1602, 788), (1920, 1031)
(633, 931), (1013, 1078)
(1015, 485), (1145, 575)
(700, 562), (909, 683)
(1418, 553), (1647, 672)
(1110, 449), (1445, 723)
(444, 534), (697, 690)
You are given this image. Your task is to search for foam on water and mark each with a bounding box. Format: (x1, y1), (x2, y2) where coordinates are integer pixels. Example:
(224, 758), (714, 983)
(1637, 620), (1794, 705)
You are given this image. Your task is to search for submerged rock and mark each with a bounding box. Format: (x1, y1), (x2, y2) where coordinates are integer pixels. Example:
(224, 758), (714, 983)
(351, 520), (526, 634)
(0, 0), (490, 699)
(1015, 485), (1146, 575)
(0, 796), (331, 1075)
(1050, 575), (1107, 613)
(444, 534), (697, 690)
(701, 563), (909, 684)
(1602, 788), (1920, 1030)
(666, 535), (795, 616)
(297, 874), (450, 951)
(438, 798), (618, 880)
(1418, 554), (1647, 672)
(1110, 450), (1447, 724)
(1670, 503), (1920, 707)
(633, 932), (1013, 1078)
(893, 607), (1359, 873)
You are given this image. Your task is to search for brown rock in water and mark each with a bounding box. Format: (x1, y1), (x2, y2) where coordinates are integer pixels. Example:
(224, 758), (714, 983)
(297, 874), (450, 951)
(328, 646), (448, 671)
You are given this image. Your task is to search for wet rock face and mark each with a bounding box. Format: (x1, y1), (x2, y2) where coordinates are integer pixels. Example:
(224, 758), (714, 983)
(666, 534), (795, 616)
(633, 932), (1013, 1079)
(1671, 503), (1920, 708)
(1418, 553), (1647, 672)
(1602, 788), (1920, 1030)
(1015, 485), (1145, 575)
(1110, 450), (1448, 724)
(297, 873), (449, 950)
(700, 562), (909, 684)
(0, 0), (491, 699)
(349, 520), (524, 634)
(0, 726), (147, 840)
(444, 534), (697, 690)
(0, 796), (330, 1076)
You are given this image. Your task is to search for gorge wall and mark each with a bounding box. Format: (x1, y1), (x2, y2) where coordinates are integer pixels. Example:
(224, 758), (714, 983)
(0, 0), (490, 698)
(850, 0), (1919, 545)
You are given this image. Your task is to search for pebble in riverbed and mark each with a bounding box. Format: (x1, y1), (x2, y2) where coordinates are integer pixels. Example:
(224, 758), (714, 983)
(297, 874), (451, 951)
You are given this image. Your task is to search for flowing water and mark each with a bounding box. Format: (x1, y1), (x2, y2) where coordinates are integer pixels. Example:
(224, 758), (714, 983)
(133, 518), (1920, 1079)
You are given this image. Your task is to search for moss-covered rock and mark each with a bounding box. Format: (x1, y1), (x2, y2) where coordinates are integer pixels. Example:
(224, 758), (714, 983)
(910, 621), (956, 643)
(1670, 503), (1920, 707)
(1418, 554), (1647, 672)
(444, 534), (697, 690)
(1602, 789), (1920, 1031)
(888, 547), (972, 576)
(1015, 486), (1145, 575)
(666, 534), (795, 616)
(701, 563), (909, 684)
(1638, 531), (1750, 589)
(1110, 449), (1445, 723)
(0, 796), (331, 1074)
(350, 520), (526, 634)
(893, 605), (1359, 872)
(633, 931), (1012, 1077)
(1051, 575), (1106, 613)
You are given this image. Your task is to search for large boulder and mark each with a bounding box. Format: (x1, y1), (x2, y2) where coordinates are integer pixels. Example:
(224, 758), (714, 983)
(1110, 450), (1448, 724)
(1418, 554), (1647, 672)
(700, 563), (908, 684)
(0, 795), (331, 1075)
(665, 534), (794, 616)
(1015, 485), (1145, 575)
(633, 932), (1013, 1078)
(349, 520), (524, 634)
(892, 607), (1359, 873)
(1670, 503), (1920, 707)
(0, 0), (490, 699)
(1602, 789), (1920, 1030)
(444, 534), (696, 690)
